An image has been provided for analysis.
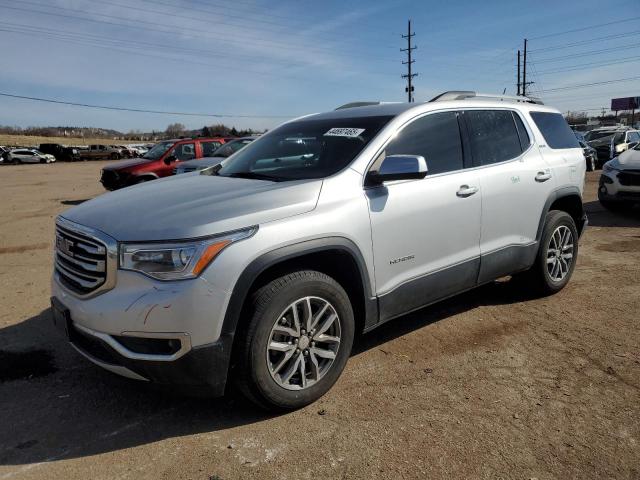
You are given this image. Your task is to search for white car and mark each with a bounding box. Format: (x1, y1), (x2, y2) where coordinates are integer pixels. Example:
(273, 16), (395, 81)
(9, 148), (56, 164)
(599, 144), (640, 209)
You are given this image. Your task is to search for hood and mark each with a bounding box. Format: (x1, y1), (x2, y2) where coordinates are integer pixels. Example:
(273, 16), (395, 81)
(61, 173), (323, 241)
(103, 158), (153, 170)
(612, 148), (640, 169)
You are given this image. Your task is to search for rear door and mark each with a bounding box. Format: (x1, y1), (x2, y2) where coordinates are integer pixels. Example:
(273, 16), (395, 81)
(464, 109), (554, 282)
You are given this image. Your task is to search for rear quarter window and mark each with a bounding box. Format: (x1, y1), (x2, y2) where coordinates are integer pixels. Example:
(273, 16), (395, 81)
(530, 112), (580, 149)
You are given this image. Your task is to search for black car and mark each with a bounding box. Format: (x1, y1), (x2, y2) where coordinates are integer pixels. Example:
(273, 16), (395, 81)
(39, 143), (80, 162)
(584, 129), (640, 167)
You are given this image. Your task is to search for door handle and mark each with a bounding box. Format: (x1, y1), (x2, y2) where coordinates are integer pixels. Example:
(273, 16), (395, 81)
(535, 171), (552, 182)
(456, 185), (478, 197)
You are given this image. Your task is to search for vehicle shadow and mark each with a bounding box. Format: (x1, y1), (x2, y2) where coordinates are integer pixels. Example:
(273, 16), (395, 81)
(584, 200), (640, 228)
(60, 199), (90, 206)
(353, 277), (533, 355)
(0, 278), (533, 467)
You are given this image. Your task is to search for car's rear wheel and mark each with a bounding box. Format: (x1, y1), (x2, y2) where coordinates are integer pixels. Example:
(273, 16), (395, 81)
(235, 270), (354, 411)
(524, 211), (578, 295)
(110, 153), (120, 160)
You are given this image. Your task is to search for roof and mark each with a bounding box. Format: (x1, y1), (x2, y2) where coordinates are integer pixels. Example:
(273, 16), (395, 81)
(302, 102), (416, 121)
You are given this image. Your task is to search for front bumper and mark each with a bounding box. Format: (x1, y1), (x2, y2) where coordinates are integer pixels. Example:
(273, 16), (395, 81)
(51, 267), (234, 394)
(599, 171), (640, 203)
(51, 299), (233, 394)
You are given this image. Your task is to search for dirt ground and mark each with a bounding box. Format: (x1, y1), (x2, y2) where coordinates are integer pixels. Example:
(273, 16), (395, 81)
(0, 162), (638, 480)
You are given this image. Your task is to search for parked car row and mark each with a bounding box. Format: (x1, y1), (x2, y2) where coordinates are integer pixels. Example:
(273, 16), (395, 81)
(583, 127), (640, 168)
(100, 136), (258, 189)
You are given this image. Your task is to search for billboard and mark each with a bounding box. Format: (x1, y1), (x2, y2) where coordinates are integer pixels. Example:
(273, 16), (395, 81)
(611, 97), (639, 110)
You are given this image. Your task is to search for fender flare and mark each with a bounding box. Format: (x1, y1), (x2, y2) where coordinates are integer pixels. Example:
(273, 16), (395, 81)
(219, 236), (377, 338)
(535, 186), (586, 241)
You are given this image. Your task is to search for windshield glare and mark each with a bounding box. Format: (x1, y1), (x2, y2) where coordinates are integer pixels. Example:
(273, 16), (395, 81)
(143, 141), (173, 160)
(217, 116), (392, 180)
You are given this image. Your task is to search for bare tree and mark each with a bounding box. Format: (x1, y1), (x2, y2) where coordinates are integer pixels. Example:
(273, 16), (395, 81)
(165, 123), (186, 138)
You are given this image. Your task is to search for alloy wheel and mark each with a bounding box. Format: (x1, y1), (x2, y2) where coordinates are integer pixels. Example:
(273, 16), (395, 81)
(546, 225), (574, 282)
(266, 296), (341, 390)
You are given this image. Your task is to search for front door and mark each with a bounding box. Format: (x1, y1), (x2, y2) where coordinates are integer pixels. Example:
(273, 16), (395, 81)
(366, 111), (482, 322)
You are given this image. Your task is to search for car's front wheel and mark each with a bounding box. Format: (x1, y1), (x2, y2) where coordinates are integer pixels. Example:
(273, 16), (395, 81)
(235, 270), (354, 411)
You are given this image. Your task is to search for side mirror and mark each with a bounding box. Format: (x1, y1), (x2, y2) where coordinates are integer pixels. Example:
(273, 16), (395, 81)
(163, 154), (177, 165)
(366, 155), (428, 186)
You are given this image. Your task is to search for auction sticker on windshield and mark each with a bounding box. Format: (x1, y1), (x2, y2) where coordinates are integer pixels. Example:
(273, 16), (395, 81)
(324, 128), (365, 138)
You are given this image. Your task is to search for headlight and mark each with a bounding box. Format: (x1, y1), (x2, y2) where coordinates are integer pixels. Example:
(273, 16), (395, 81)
(119, 227), (256, 280)
(603, 162), (619, 173)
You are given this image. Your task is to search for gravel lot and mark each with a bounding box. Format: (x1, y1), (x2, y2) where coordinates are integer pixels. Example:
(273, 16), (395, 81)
(0, 161), (638, 479)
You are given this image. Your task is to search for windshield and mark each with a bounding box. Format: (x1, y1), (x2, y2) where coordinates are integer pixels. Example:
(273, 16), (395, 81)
(217, 116), (393, 181)
(142, 141), (173, 160)
(584, 131), (616, 141)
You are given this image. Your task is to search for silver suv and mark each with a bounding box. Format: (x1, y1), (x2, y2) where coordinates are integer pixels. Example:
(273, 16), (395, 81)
(51, 92), (587, 410)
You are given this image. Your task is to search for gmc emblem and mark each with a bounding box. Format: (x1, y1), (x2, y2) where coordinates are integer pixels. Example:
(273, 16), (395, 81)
(56, 235), (74, 257)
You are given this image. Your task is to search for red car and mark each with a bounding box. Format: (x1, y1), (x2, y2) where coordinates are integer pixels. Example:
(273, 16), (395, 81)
(100, 137), (226, 190)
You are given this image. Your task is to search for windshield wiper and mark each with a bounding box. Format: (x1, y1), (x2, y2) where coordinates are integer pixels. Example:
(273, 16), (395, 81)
(223, 171), (286, 182)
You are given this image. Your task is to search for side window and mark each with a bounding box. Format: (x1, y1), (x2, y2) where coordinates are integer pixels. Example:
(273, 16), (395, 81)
(173, 143), (195, 161)
(627, 132), (639, 143)
(512, 112), (531, 150)
(201, 141), (221, 156)
(384, 111), (464, 175)
(530, 112), (580, 149)
(465, 110), (523, 166)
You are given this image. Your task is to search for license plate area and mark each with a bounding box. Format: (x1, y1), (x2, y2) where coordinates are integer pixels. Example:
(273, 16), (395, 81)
(50, 297), (70, 337)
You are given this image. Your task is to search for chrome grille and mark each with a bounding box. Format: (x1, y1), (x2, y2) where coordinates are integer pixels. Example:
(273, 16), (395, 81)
(55, 224), (108, 295)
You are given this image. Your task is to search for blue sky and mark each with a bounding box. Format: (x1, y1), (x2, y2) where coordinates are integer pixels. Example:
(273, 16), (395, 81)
(0, 0), (638, 132)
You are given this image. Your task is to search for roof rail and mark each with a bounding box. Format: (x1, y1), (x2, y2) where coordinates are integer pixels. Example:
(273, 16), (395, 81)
(429, 91), (544, 105)
(334, 101), (383, 110)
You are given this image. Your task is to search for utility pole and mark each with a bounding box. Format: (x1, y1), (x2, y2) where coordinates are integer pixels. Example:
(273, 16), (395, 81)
(517, 50), (521, 96)
(522, 38), (528, 96)
(401, 20), (417, 102)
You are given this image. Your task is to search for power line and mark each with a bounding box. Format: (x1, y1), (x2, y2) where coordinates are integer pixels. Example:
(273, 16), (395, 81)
(0, 26), (396, 84)
(0, 92), (294, 119)
(532, 42), (640, 63)
(529, 29), (640, 53)
(536, 55), (640, 75)
(542, 76), (640, 93)
(529, 16), (640, 40)
(0, 0), (397, 63)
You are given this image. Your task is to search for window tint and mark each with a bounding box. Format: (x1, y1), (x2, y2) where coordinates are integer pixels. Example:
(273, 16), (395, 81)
(465, 110), (523, 166)
(627, 132), (640, 143)
(513, 112), (531, 150)
(384, 111), (463, 175)
(201, 141), (221, 156)
(530, 112), (580, 149)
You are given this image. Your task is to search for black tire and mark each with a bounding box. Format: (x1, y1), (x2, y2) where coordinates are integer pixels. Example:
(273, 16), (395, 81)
(135, 177), (153, 184)
(110, 153), (120, 160)
(586, 156), (595, 172)
(525, 210), (578, 296)
(235, 270), (355, 411)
